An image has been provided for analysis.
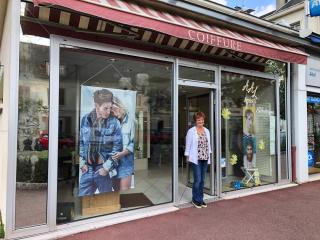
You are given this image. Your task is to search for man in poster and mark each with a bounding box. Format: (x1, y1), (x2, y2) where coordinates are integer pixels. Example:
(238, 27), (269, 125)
(243, 107), (257, 169)
(79, 89), (122, 196)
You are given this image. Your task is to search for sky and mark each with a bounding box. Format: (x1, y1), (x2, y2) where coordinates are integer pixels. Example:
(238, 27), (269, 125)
(209, 0), (276, 16)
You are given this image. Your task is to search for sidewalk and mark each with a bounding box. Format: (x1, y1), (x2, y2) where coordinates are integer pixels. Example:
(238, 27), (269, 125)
(63, 181), (320, 240)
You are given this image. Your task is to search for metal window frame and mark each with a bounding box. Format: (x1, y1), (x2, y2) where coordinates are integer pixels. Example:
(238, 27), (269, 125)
(176, 59), (218, 197)
(219, 66), (282, 196)
(50, 35), (177, 230)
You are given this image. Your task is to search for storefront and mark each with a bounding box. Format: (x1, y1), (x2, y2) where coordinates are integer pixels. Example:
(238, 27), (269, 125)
(306, 55), (320, 175)
(0, 0), (311, 239)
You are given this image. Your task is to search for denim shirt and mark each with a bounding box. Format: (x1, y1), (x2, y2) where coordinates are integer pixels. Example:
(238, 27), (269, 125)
(79, 109), (122, 170)
(121, 114), (135, 153)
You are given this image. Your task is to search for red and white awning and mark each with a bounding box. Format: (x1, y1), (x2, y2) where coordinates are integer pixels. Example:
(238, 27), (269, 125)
(33, 0), (307, 64)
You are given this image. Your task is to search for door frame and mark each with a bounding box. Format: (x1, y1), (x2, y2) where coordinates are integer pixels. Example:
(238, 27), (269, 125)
(176, 58), (219, 196)
(219, 65), (281, 196)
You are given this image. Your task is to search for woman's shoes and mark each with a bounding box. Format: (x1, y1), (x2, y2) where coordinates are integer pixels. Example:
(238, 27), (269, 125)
(192, 200), (207, 208)
(200, 201), (207, 208)
(192, 200), (202, 208)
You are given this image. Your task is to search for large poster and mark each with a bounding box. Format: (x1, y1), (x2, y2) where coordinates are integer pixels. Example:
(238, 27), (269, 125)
(243, 105), (257, 169)
(79, 86), (136, 196)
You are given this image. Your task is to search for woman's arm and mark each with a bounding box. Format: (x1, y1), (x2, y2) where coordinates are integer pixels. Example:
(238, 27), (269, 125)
(184, 128), (192, 158)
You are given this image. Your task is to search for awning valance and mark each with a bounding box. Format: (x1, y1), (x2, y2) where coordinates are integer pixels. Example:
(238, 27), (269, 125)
(33, 0), (308, 64)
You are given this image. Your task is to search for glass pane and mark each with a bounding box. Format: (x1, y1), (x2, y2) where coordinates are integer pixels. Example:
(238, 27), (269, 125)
(0, 65), (3, 104)
(307, 93), (320, 175)
(265, 61), (288, 180)
(15, 1), (49, 228)
(179, 66), (214, 82)
(57, 46), (173, 223)
(178, 86), (214, 203)
(221, 72), (277, 192)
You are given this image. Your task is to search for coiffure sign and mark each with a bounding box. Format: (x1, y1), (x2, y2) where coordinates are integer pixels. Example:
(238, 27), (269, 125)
(187, 30), (242, 51)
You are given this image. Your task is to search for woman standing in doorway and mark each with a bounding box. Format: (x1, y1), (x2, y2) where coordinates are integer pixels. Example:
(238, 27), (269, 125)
(184, 112), (212, 208)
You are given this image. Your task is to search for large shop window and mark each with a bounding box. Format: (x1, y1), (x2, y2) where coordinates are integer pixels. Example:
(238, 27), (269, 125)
(56, 46), (173, 223)
(221, 72), (277, 192)
(307, 93), (320, 175)
(16, 3), (50, 228)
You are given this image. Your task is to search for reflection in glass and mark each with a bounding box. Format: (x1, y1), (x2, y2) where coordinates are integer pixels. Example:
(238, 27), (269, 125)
(221, 72), (277, 192)
(56, 46), (173, 223)
(265, 61), (288, 180)
(179, 66), (214, 82)
(307, 93), (320, 175)
(16, 38), (49, 228)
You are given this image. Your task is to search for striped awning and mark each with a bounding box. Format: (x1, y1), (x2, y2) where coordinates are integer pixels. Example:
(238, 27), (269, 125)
(31, 0), (307, 64)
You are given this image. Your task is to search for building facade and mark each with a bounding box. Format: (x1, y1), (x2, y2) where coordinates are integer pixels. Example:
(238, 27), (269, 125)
(0, 0), (319, 239)
(264, 0), (320, 180)
(265, 0), (320, 34)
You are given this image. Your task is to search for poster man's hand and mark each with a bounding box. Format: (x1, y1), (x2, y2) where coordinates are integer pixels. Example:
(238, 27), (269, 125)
(112, 152), (122, 161)
(81, 165), (88, 173)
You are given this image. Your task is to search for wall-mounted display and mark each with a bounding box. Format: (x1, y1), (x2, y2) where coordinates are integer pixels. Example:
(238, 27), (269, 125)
(79, 86), (136, 196)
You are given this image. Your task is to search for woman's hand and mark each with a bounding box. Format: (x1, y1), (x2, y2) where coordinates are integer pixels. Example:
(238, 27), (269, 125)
(112, 150), (129, 161)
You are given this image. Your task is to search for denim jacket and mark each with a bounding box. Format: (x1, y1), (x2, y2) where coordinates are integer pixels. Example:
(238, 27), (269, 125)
(79, 109), (122, 171)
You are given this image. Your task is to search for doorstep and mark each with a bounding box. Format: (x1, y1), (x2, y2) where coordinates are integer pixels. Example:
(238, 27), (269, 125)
(308, 173), (320, 182)
(21, 204), (178, 240)
(221, 183), (298, 200)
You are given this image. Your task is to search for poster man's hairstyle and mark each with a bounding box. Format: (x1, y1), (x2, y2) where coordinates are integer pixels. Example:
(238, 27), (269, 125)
(245, 109), (254, 119)
(246, 138), (253, 148)
(93, 89), (113, 105)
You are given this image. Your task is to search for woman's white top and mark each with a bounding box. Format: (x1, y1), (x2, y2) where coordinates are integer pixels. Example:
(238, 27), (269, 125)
(184, 126), (212, 165)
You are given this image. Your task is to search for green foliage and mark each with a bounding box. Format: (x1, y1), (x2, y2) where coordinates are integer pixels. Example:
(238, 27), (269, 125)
(37, 150), (48, 159)
(0, 210), (4, 239)
(16, 158), (32, 182)
(265, 60), (287, 120)
(18, 97), (48, 114)
(32, 158), (48, 183)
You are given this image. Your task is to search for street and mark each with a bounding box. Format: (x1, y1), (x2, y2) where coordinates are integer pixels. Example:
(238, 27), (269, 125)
(63, 181), (320, 240)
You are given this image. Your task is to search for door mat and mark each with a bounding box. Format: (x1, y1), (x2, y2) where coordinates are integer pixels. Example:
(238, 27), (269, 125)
(120, 193), (154, 208)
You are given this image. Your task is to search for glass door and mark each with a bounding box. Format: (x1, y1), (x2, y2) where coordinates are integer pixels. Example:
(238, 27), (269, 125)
(177, 63), (217, 204)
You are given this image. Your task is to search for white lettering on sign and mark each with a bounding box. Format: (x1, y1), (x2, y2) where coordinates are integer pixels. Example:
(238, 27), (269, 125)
(187, 30), (242, 51)
(311, 0), (320, 8)
(242, 80), (259, 100)
(309, 69), (319, 78)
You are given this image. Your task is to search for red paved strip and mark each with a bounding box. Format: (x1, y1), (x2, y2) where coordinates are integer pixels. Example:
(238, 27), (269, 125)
(62, 182), (320, 240)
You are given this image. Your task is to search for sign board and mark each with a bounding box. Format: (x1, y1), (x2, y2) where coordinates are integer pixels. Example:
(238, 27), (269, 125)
(307, 96), (320, 104)
(310, 0), (320, 17)
(306, 56), (320, 87)
(308, 150), (314, 167)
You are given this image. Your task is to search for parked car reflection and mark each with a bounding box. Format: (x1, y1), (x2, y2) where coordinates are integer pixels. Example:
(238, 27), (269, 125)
(35, 131), (75, 150)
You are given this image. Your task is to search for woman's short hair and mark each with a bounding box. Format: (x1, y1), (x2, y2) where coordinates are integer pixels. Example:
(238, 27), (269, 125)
(193, 111), (206, 122)
(113, 96), (127, 113)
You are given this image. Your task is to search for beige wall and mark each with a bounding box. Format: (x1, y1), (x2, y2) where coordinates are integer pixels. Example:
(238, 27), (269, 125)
(0, 0), (8, 49)
(270, 8), (304, 26)
(276, 0), (287, 10)
(266, 3), (320, 35)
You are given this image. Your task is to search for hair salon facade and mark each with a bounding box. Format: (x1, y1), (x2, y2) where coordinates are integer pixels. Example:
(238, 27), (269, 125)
(0, 0), (318, 239)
